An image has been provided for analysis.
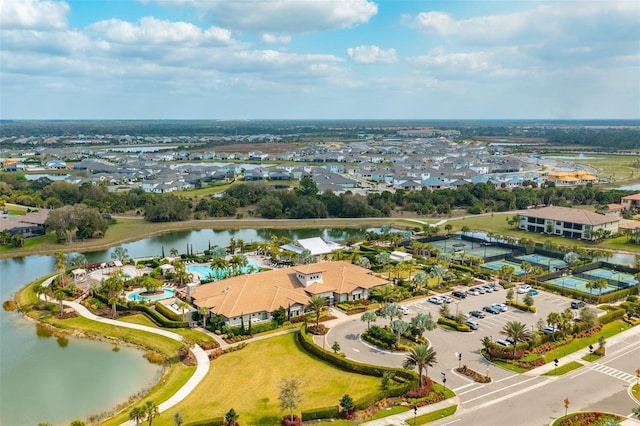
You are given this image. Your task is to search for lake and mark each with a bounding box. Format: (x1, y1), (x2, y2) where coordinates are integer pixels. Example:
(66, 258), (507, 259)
(0, 227), (367, 424)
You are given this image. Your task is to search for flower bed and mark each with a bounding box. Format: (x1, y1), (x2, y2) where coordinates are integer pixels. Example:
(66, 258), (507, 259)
(554, 411), (624, 426)
(456, 365), (491, 383)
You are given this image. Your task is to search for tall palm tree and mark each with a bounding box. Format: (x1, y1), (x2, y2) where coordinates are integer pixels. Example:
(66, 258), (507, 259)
(54, 251), (66, 287)
(500, 321), (527, 357)
(402, 344), (437, 387)
(430, 264), (447, 289)
(361, 310), (377, 330)
(410, 313), (437, 340)
(558, 308), (574, 340)
(129, 406), (146, 426)
(381, 302), (403, 326)
(594, 278), (608, 303)
(198, 306), (210, 328)
(412, 271), (428, 291)
(547, 312), (561, 341)
(144, 400), (159, 426)
(54, 289), (66, 312)
(520, 261), (532, 282)
(391, 319), (409, 348)
(308, 295), (326, 329)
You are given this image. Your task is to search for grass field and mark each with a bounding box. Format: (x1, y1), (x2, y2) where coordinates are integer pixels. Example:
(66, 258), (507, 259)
(632, 384), (639, 401)
(156, 333), (382, 426)
(415, 405), (457, 425)
(543, 361), (583, 376)
(118, 314), (215, 343)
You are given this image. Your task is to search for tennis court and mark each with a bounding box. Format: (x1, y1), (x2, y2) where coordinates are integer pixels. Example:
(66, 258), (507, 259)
(429, 238), (512, 259)
(546, 275), (619, 295)
(578, 268), (638, 288)
(481, 260), (526, 276)
(515, 254), (567, 271)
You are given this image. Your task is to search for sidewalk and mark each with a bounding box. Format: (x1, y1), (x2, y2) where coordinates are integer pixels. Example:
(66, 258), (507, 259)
(361, 397), (459, 426)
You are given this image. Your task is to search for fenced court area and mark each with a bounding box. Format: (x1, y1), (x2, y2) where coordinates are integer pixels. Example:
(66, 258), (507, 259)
(515, 253), (568, 271)
(578, 268), (638, 288)
(429, 237), (512, 259)
(546, 275), (620, 295)
(481, 260), (526, 276)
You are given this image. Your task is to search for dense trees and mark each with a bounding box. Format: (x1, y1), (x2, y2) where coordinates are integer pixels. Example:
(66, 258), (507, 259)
(45, 204), (109, 243)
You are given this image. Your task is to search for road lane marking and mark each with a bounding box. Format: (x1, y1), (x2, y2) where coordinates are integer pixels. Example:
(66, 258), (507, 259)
(462, 376), (539, 404)
(352, 348), (360, 352)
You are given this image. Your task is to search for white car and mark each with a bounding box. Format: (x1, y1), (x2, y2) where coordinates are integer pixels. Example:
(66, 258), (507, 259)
(440, 295), (453, 304)
(428, 296), (443, 305)
(400, 306), (410, 315)
(517, 285), (532, 294)
(491, 303), (508, 312)
(467, 288), (480, 296)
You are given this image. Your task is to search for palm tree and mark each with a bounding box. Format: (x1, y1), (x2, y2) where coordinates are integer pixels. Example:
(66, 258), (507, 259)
(390, 319), (409, 348)
(558, 308), (574, 340)
(308, 295), (326, 329)
(547, 312), (561, 341)
(54, 251), (66, 287)
(402, 344), (437, 387)
(144, 400), (159, 426)
(177, 301), (189, 322)
(129, 406), (146, 426)
(169, 247), (179, 258)
(210, 257), (229, 280)
(198, 306), (210, 328)
(372, 284), (398, 308)
(361, 310), (377, 330)
(520, 261), (532, 282)
(34, 283), (46, 302)
(412, 271), (428, 291)
(54, 289), (66, 312)
(594, 278), (608, 303)
(500, 321), (527, 357)
(410, 313), (437, 340)
(353, 256), (371, 269)
(563, 251), (580, 269)
(381, 302), (403, 326)
(430, 264), (448, 289)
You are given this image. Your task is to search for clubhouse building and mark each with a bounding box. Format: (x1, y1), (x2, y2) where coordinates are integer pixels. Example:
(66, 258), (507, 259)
(189, 261), (388, 327)
(518, 206), (619, 240)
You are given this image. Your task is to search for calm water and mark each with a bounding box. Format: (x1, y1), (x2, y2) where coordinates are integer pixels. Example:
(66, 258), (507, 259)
(0, 227), (366, 424)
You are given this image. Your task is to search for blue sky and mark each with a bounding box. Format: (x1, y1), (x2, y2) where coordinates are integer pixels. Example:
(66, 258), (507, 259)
(1, 0), (638, 120)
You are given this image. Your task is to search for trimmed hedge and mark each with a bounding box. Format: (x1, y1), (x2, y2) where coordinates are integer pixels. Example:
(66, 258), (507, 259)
(507, 300), (537, 313)
(301, 406), (340, 421)
(93, 294), (189, 328)
(597, 305), (626, 324)
(437, 317), (471, 332)
(155, 301), (183, 321)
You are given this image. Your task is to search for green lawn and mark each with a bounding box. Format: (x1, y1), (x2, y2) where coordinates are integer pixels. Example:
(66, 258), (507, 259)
(632, 384), (640, 401)
(156, 333), (382, 425)
(581, 353), (602, 362)
(118, 314), (215, 343)
(368, 405), (410, 420)
(543, 320), (632, 363)
(543, 361), (583, 376)
(415, 405), (458, 425)
(47, 316), (184, 356)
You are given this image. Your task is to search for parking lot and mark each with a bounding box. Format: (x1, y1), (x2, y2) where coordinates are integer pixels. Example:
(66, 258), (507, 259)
(399, 285), (583, 379)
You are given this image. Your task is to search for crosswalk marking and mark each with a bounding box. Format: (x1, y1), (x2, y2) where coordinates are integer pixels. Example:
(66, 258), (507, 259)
(589, 363), (636, 383)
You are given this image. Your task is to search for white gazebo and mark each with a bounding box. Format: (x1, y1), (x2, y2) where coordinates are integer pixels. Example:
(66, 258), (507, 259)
(71, 268), (87, 283)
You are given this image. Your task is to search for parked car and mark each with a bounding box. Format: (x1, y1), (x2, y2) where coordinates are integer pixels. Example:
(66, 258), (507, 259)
(489, 284), (500, 292)
(469, 310), (486, 319)
(483, 305), (501, 314)
(475, 286), (486, 294)
(465, 319), (479, 330)
(400, 306), (410, 315)
(571, 300), (586, 309)
(483, 285), (494, 293)
(495, 339), (511, 347)
(428, 296), (443, 305)
(467, 288), (480, 296)
(528, 289), (539, 296)
(452, 290), (467, 299)
(440, 295), (453, 304)
(517, 285), (532, 294)
(540, 325), (558, 334)
(491, 303), (508, 312)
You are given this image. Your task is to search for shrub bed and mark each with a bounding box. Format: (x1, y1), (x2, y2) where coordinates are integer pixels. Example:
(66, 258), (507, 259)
(362, 325), (397, 349)
(154, 301), (183, 321)
(506, 300), (537, 313)
(456, 365), (491, 383)
(554, 412), (624, 426)
(300, 406), (340, 421)
(437, 317), (471, 332)
(597, 305), (626, 324)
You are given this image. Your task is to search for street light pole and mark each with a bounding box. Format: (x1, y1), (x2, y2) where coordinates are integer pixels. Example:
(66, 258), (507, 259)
(441, 372), (447, 394)
(456, 352), (462, 369)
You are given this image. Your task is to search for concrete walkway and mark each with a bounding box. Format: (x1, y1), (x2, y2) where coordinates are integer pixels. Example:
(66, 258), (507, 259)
(361, 397), (460, 426)
(47, 296), (210, 425)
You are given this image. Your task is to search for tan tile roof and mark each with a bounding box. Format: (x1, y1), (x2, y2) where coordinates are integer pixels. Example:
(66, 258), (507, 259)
(520, 206), (619, 226)
(622, 193), (640, 201)
(191, 261), (388, 318)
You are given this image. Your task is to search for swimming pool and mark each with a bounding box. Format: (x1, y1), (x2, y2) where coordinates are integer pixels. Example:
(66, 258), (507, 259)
(127, 288), (176, 302)
(187, 259), (259, 281)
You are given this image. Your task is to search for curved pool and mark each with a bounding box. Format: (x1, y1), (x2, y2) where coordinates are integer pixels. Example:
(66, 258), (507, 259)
(187, 260), (259, 281)
(127, 288), (176, 302)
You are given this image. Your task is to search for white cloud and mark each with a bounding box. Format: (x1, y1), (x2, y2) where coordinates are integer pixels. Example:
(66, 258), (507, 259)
(260, 33), (292, 44)
(87, 17), (234, 46)
(346, 45), (397, 64)
(0, 0), (69, 30)
(200, 0), (377, 33)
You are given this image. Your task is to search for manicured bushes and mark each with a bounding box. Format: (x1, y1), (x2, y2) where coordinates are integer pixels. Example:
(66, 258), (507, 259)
(362, 325), (397, 348)
(507, 300), (537, 313)
(93, 293), (189, 328)
(437, 317), (471, 332)
(597, 305), (626, 324)
(300, 406), (339, 421)
(155, 302), (183, 321)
